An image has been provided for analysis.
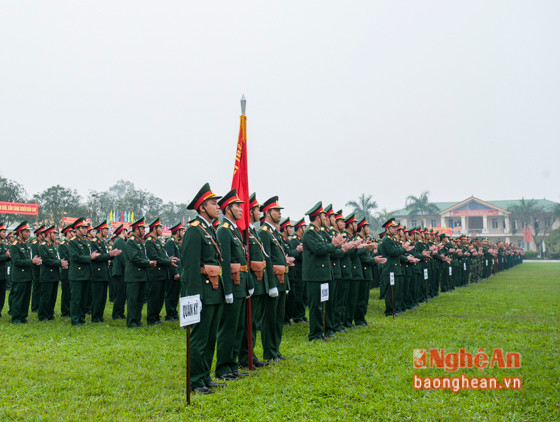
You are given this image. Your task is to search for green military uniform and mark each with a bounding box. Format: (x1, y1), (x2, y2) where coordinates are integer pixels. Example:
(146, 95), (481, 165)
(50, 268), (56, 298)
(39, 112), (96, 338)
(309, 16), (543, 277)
(30, 226), (45, 313)
(279, 218), (295, 325)
(58, 225), (74, 317)
(215, 189), (252, 378)
(302, 202), (337, 340)
(38, 227), (62, 321)
(289, 218), (306, 323)
(343, 213), (364, 327)
(125, 218), (151, 328)
(9, 222), (35, 323)
(0, 223), (10, 317)
(239, 193), (269, 368)
(145, 217), (173, 325)
(333, 210), (352, 331)
(89, 221), (112, 322)
(68, 218), (93, 326)
(164, 223), (183, 321)
(378, 219), (406, 316)
(180, 183), (225, 392)
(259, 196), (290, 361)
(355, 218), (376, 325)
(111, 225), (127, 320)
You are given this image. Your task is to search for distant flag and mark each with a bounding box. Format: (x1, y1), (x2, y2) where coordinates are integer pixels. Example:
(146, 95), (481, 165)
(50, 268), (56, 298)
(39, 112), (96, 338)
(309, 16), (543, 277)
(116, 210), (120, 222)
(131, 211), (134, 223)
(182, 216), (185, 226)
(121, 211), (124, 222)
(110, 210), (113, 222)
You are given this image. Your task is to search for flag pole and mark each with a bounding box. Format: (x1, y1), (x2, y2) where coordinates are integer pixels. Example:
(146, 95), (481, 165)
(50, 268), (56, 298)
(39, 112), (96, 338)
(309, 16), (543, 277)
(240, 95), (254, 371)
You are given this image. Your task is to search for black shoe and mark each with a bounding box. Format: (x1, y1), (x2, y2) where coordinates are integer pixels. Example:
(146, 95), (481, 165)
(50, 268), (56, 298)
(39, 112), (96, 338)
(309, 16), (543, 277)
(12, 320), (24, 324)
(165, 316), (178, 322)
(254, 360), (269, 368)
(148, 320), (162, 326)
(232, 370), (250, 377)
(72, 323), (82, 327)
(206, 381), (227, 388)
(193, 386), (214, 394)
(302, 316), (308, 322)
(283, 321), (292, 326)
(276, 355), (286, 360)
(217, 373), (237, 381)
(113, 316), (124, 321)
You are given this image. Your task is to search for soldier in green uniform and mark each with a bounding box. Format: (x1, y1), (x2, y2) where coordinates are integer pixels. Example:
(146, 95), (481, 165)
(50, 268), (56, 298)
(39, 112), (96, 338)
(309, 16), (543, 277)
(302, 202), (344, 340)
(279, 217), (296, 325)
(90, 221), (121, 322)
(30, 225), (45, 312)
(354, 218), (381, 325)
(38, 226), (68, 321)
(181, 183), (225, 394)
(378, 219), (414, 316)
(288, 217), (306, 323)
(111, 224), (128, 320)
(125, 217), (156, 328)
(259, 196), (294, 361)
(239, 193), (269, 369)
(164, 222), (184, 322)
(215, 189), (252, 380)
(68, 218), (98, 326)
(0, 223), (10, 317)
(58, 224), (75, 317)
(10, 221), (43, 323)
(343, 213), (364, 328)
(145, 217), (176, 325)
(332, 210), (353, 331)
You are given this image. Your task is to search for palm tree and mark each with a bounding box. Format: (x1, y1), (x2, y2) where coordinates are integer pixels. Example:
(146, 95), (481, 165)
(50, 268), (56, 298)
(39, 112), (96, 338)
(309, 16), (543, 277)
(346, 194), (380, 231)
(405, 191), (440, 227)
(376, 208), (396, 225)
(508, 198), (539, 232)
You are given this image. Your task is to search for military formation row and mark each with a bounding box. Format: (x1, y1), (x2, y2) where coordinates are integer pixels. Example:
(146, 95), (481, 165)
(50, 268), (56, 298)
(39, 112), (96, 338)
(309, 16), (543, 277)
(0, 184), (523, 395)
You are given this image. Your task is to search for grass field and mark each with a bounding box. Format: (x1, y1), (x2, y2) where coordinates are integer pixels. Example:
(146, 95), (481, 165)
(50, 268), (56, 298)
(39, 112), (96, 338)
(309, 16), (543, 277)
(1, 263), (559, 421)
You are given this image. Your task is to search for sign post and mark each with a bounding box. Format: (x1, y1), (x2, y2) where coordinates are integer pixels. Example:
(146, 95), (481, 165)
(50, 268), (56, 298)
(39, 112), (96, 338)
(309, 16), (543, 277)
(320, 283), (329, 339)
(180, 294), (202, 405)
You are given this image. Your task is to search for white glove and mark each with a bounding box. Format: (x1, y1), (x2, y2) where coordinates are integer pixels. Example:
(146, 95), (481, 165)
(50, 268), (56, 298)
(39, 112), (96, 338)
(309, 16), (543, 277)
(268, 287), (279, 298)
(286, 290), (290, 294)
(248, 288), (255, 297)
(225, 293), (234, 304)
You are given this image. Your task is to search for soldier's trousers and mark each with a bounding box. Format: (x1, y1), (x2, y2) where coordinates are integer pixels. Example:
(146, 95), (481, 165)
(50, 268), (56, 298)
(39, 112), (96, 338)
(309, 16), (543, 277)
(31, 275), (40, 312)
(344, 280), (359, 327)
(403, 274), (414, 310)
(38, 282), (58, 321)
(146, 280), (165, 324)
(262, 292), (286, 360)
(239, 294), (265, 367)
(0, 279), (5, 316)
(91, 281), (108, 322)
(112, 276), (126, 319)
(216, 297), (246, 377)
(126, 281), (145, 327)
(334, 279), (349, 331)
(164, 277), (180, 320)
(430, 267), (440, 297)
(384, 274), (403, 316)
(60, 279), (70, 317)
(11, 281), (31, 323)
(307, 281), (326, 340)
(413, 272), (424, 303)
(190, 302), (223, 388)
(325, 278), (337, 334)
(354, 279), (370, 325)
(70, 280), (88, 325)
(85, 280), (92, 314)
(292, 278), (306, 322)
(108, 274), (116, 303)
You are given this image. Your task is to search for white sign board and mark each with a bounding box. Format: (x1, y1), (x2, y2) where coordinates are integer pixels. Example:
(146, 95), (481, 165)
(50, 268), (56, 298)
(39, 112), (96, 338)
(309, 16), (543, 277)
(449, 267), (452, 276)
(389, 272), (395, 286)
(423, 269), (428, 280)
(463, 263), (467, 271)
(180, 295), (202, 327)
(320, 283), (329, 302)
(485, 260), (488, 266)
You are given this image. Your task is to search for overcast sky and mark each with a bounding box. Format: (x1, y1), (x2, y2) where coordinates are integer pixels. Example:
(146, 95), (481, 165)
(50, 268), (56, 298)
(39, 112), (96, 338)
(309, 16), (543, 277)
(1, 1), (559, 219)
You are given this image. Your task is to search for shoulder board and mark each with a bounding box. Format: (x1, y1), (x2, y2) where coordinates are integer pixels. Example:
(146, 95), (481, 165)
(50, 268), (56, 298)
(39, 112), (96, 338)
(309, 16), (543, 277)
(310, 226), (317, 231)
(41, 241), (47, 245)
(12, 240), (18, 246)
(222, 222), (230, 229)
(191, 220), (200, 227)
(31, 239), (37, 244)
(261, 225), (268, 231)
(320, 227), (325, 231)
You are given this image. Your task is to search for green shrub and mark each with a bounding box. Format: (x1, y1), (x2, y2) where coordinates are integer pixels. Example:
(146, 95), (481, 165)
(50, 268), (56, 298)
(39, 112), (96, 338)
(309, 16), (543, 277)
(524, 251), (538, 259)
